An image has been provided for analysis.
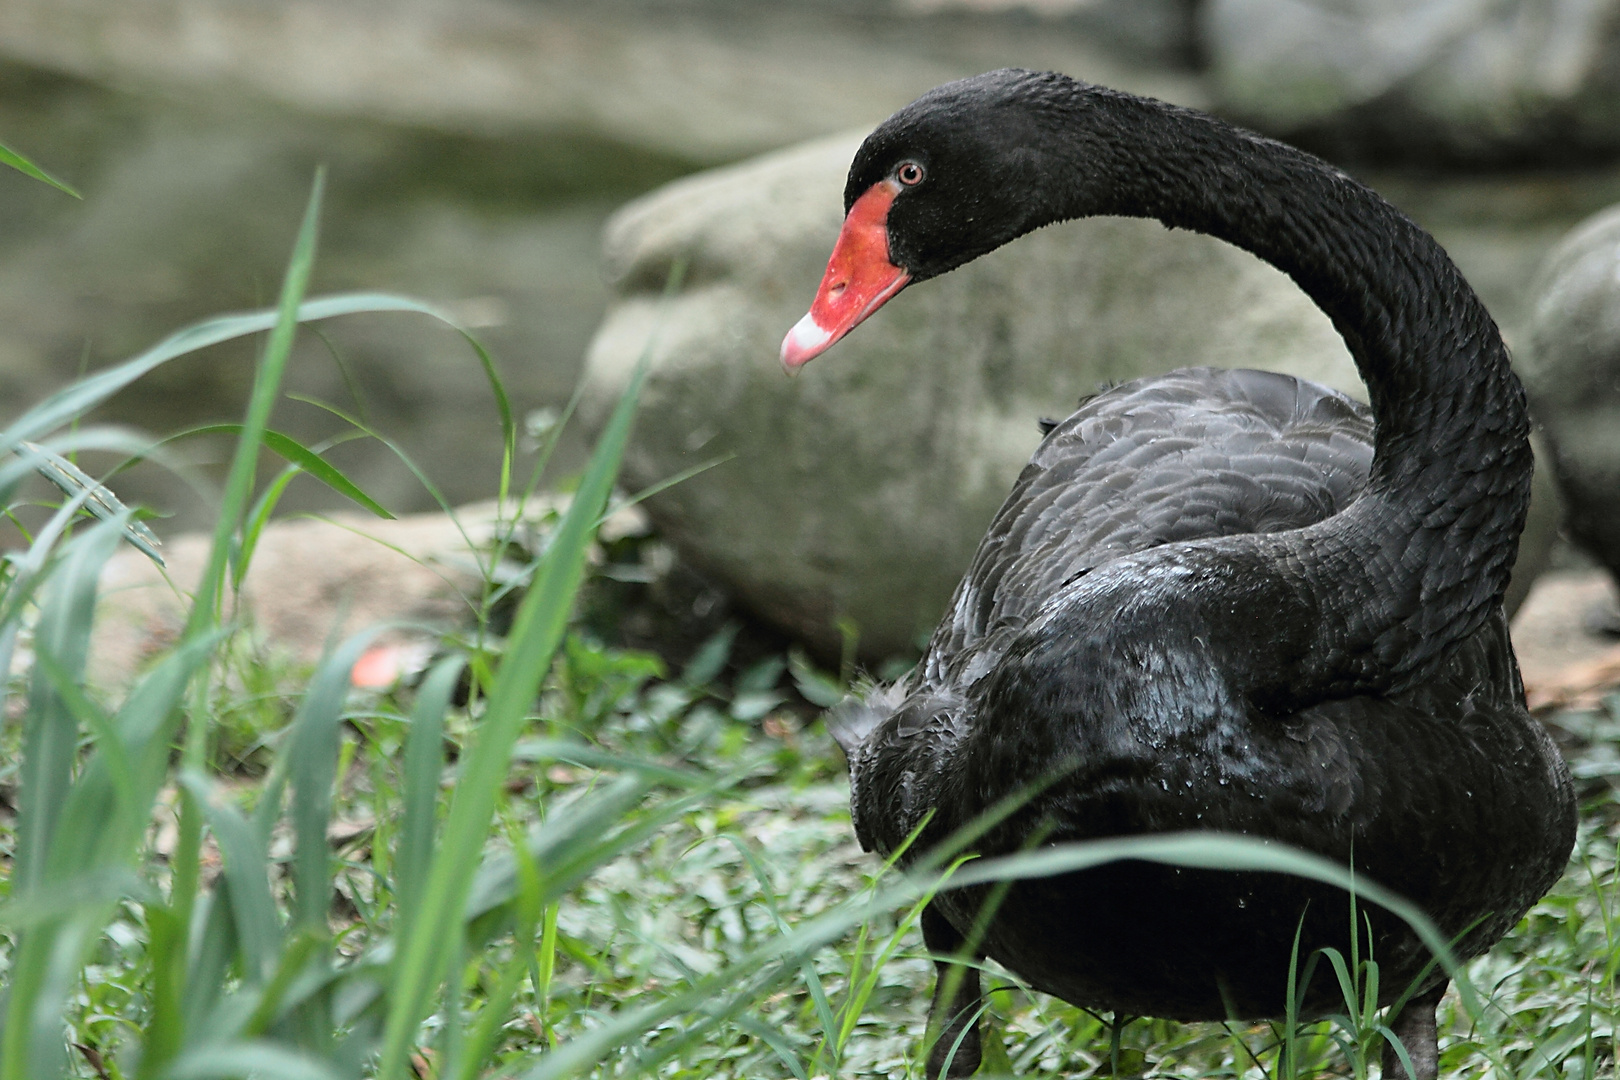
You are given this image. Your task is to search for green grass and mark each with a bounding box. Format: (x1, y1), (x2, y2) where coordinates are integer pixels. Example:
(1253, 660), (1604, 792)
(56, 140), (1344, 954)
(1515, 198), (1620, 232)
(0, 173), (1616, 1079)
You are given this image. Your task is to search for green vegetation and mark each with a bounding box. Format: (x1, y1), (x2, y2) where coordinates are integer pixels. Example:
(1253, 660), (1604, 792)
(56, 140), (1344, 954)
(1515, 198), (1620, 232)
(0, 174), (1616, 1079)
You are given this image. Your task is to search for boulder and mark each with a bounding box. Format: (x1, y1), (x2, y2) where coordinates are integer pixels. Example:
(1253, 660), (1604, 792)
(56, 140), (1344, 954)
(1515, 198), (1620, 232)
(87, 498), (648, 692)
(89, 507), (488, 692)
(0, 0), (1207, 537)
(1521, 205), (1620, 586)
(580, 133), (1557, 659)
(1203, 0), (1620, 164)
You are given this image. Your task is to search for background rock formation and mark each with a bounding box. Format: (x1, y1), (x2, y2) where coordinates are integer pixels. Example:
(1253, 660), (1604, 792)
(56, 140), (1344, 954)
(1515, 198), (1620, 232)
(582, 134), (1559, 658)
(1205, 0), (1620, 164)
(1523, 206), (1620, 589)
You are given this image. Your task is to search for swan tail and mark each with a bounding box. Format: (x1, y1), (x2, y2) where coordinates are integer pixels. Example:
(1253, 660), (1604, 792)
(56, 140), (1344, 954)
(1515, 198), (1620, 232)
(824, 681), (907, 756)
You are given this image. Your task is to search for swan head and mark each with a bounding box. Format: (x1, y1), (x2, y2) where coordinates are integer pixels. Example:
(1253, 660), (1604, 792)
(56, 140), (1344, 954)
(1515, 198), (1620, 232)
(782, 68), (1103, 371)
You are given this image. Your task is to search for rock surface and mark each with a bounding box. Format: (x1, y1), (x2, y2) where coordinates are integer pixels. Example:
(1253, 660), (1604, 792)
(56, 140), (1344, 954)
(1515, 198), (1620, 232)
(581, 133), (1558, 658)
(1522, 205), (1620, 586)
(1204, 0), (1620, 164)
(1511, 569), (1620, 713)
(89, 507), (490, 691)
(0, 0), (1205, 536)
(87, 497), (660, 692)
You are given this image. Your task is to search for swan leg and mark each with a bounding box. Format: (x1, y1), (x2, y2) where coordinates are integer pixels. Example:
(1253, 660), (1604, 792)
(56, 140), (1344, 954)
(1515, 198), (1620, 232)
(922, 903), (983, 1078)
(1382, 980), (1447, 1080)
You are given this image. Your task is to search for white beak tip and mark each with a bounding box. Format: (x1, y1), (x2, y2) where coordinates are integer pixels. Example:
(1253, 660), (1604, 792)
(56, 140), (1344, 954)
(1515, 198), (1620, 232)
(781, 311), (834, 373)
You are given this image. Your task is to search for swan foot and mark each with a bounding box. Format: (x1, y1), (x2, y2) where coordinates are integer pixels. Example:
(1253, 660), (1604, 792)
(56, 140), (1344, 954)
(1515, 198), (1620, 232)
(1382, 980), (1447, 1080)
(922, 904), (983, 1078)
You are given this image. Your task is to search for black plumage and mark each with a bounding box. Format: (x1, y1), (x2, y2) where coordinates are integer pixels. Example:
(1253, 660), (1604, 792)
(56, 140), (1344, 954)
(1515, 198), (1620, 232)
(806, 70), (1576, 1079)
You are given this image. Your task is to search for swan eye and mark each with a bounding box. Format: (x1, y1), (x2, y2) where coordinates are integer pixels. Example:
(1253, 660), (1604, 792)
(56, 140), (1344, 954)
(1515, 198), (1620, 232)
(897, 162), (925, 186)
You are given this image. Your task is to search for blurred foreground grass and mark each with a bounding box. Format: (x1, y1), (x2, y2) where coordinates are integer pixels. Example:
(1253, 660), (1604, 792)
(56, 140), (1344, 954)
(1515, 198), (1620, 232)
(0, 171), (1615, 1080)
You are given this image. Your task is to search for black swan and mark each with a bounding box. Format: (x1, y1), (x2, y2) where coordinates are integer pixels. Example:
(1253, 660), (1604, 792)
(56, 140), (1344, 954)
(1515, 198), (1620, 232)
(780, 70), (1576, 1079)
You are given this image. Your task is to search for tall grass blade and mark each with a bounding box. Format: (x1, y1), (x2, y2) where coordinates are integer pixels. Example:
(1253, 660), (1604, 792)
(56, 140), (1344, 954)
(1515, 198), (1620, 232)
(28, 654), (147, 905)
(283, 396), (468, 541)
(180, 773), (282, 986)
(376, 354), (649, 1079)
(183, 886), (242, 1037)
(182, 170), (325, 638)
(163, 424), (393, 520)
(463, 773), (658, 925)
(19, 439), (164, 564)
(1, 525), (128, 1078)
(289, 629), (387, 931)
(236, 465), (301, 590)
(454, 835), (543, 1080)
(11, 516), (122, 892)
(0, 604), (207, 914)
(166, 1041), (351, 1080)
(395, 656), (463, 934)
(0, 870), (147, 931)
(943, 833), (1476, 1011)
(0, 427), (171, 513)
(0, 293), (456, 461)
(0, 139), (80, 197)
(0, 917), (98, 1079)
(465, 334), (515, 508)
(163, 173), (327, 1070)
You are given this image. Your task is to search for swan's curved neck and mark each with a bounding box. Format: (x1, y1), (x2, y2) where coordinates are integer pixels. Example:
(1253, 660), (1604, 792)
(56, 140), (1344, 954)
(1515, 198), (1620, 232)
(1047, 89), (1532, 689)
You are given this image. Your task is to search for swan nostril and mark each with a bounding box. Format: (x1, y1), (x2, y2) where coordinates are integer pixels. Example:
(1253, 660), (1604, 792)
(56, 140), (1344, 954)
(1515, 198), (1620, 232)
(829, 281), (848, 298)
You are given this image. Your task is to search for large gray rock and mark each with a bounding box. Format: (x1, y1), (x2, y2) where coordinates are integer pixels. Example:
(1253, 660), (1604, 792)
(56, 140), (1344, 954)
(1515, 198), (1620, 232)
(1204, 0), (1620, 163)
(581, 133), (1556, 658)
(1522, 205), (1620, 584)
(0, 0), (1206, 536)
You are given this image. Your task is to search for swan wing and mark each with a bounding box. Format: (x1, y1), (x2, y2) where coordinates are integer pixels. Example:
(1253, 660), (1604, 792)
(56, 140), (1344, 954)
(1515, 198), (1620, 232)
(924, 367), (1375, 683)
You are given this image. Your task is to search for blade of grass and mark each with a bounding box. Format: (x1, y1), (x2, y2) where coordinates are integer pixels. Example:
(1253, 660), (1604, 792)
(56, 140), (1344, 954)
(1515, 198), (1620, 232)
(179, 773), (282, 987)
(0, 530), (129, 1078)
(0, 292), (467, 461)
(163, 172), (327, 1074)
(236, 464), (301, 590)
(376, 351), (649, 1079)
(288, 628), (388, 932)
(0, 138), (80, 197)
(13, 628), (217, 1070)
(165, 1041), (351, 1080)
(285, 396), (476, 559)
(0, 915), (99, 1079)
(183, 884), (242, 1038)
(11, 515), (122, 894)
(462, 773), (657, 927)
(467, 331), (515, 509)
(0, 426), (176, 524)
(942, 833), (1475, 1013)
(161, 424), (393, 520)
(181, 170), (325, 640)
(0, 870), (148, 932)
(454, 827), (544, 1080)
(599, 451), (735, 524)
(394, 656), (462, 935)
(31, 648), (136, 823)
(19, 439), (164, 564)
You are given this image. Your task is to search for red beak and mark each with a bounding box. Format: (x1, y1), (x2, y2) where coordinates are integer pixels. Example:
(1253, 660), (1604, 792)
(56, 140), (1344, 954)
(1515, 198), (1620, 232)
(781, 179), (911, 371)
